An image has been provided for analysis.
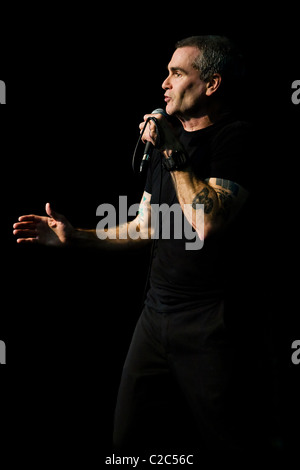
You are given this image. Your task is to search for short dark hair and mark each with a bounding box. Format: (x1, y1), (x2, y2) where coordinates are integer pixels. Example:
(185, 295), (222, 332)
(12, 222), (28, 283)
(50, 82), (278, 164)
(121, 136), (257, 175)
(175, 35), (245, 95)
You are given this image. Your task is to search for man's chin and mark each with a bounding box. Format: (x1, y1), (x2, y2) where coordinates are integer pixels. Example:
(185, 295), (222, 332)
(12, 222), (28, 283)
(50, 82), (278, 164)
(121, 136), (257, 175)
(166, 102), (176, 116)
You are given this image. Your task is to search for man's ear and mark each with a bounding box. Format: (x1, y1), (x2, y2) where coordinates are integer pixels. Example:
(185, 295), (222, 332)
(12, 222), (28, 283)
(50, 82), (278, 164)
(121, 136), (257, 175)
(205, 73), (222, 96)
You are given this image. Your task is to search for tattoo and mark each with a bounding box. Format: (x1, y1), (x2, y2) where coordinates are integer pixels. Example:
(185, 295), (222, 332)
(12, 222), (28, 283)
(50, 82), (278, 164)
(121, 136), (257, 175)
(138, 196), (147, 222)
(138, 206), (144, 222)
(215, 188), (233, 221)
(216, 178), (239, 196)
(192, 187), (214, 214)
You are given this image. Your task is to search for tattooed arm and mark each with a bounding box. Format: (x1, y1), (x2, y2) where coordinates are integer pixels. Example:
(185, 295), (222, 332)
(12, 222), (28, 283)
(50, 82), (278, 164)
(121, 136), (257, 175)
(138, 111), (249, 239)
(170, 170), (249, 239)
(13, 192), (153, 250)
(74, 191), (154, 249)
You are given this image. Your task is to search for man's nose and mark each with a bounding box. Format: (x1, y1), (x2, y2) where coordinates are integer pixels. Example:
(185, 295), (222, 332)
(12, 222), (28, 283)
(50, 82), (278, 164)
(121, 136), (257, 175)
(162, 75), (171, 90)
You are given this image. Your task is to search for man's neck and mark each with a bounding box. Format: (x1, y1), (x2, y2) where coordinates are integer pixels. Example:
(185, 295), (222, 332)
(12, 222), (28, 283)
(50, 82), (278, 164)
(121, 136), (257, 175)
(180, 114), (214, 132)
(178, 101), (229, 132)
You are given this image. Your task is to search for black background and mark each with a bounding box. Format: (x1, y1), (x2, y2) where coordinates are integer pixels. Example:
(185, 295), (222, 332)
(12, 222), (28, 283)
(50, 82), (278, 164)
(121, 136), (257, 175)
(1, 3), (299, 461)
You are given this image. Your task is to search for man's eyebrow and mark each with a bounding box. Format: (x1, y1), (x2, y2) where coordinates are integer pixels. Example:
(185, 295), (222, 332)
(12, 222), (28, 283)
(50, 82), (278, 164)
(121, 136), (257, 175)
(168, 66), (188, 74)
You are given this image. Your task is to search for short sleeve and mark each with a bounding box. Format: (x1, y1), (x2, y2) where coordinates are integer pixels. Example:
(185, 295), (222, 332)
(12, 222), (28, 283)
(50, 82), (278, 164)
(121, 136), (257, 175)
(143, 149), (162, 195)
(210, 121), (254, 191)
(144, 160), (152, 194)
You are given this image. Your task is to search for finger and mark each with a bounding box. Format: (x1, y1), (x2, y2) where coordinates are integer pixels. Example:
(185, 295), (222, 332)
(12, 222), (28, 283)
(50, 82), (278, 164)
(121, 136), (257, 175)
(45, 202), (53, 218)
(17, 215), (39, 222)
(148, 120), (158, 142)
(45, 202), (63, 221)
(139, 120), (150, 142)
(16, 237), (38, 244)
(144, 113), (164, 121)
(139, 120), (150, 135)
(13, 221), (37, 230)
(13, 229), (37, 237)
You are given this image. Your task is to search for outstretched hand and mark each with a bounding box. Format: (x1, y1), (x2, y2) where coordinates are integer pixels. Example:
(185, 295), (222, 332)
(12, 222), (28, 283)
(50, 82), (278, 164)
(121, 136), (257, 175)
(13, 203), (75, 246)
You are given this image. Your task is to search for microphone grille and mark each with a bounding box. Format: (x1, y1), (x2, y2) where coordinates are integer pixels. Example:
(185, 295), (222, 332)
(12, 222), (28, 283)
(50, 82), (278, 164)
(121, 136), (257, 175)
(151, 108), (168, 117)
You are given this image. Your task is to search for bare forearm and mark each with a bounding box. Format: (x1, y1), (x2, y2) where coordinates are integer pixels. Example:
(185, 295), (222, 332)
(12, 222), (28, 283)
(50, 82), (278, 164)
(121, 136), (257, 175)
(170, 166), (248, 238)
(70, 222), (151, 250)
(171, 169), (218, 213)
(170, 167), (220, 238)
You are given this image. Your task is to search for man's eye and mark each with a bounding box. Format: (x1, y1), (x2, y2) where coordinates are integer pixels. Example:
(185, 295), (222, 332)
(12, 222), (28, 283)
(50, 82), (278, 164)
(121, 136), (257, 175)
(174, 71), (182, 77)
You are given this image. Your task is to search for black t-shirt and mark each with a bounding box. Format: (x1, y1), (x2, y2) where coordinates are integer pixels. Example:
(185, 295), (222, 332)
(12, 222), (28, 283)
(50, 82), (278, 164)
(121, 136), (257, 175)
(144, 114), (253, 313)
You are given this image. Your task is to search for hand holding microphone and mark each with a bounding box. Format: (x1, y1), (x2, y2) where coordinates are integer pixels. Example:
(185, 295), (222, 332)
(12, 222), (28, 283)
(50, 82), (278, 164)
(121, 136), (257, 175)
(138, 108), (168, 173)
(132, 107), (186, 174)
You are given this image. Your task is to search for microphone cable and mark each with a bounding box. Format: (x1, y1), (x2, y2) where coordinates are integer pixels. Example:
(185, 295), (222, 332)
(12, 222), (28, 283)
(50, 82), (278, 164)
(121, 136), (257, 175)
(131, 116), (162, 174)
(132, 109), (168, 174)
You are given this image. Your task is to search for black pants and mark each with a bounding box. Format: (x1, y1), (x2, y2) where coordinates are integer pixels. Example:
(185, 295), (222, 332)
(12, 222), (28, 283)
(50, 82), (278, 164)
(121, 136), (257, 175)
(113, 300), (266, 452)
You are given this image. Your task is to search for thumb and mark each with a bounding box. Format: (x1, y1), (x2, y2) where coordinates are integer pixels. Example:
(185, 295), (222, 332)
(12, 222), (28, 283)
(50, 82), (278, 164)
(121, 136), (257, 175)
(45, 202), (63, 222)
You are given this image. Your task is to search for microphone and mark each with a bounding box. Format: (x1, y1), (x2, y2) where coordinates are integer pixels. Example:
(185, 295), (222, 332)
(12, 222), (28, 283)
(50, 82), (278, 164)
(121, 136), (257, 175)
(139, 108), (168, 173)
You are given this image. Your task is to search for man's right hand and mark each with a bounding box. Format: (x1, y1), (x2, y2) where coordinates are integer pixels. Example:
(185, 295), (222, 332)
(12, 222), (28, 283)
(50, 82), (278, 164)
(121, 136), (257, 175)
(13, 202), (75, 246)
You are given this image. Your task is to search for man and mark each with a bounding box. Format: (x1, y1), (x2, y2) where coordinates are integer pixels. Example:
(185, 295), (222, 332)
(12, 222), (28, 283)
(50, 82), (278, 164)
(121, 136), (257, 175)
(13, 36), (264, 450)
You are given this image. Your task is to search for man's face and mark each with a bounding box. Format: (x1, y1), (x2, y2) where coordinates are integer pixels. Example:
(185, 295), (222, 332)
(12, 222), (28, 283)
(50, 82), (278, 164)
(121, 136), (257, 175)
(162, 46), (208, 118)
